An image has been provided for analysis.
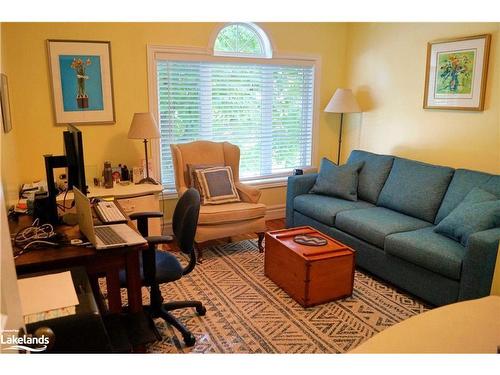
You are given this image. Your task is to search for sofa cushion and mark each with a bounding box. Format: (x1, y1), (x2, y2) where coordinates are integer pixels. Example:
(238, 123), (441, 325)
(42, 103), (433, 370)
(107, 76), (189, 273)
(377, 158), (454, 222)
(347, 150), (394, 204)
(309, 158), (364, 201)
(435, 169), (497, 224)
(198, 202), (266, 225)
(294, 194), (374, 226)
(434, 188), (500, 246)
(481, 175), (500, 196)
(335, 207), (431, 248)
(385, 227), (466, 280)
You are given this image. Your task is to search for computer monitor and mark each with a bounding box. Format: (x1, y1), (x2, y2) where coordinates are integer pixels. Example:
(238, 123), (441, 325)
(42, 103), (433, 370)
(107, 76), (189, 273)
(42, 124), (87, 224)
(64, 124), (87, 195)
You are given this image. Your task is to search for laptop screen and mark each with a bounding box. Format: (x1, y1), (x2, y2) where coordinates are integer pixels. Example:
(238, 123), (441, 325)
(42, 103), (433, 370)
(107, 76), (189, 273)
(73, 187), (97, 245)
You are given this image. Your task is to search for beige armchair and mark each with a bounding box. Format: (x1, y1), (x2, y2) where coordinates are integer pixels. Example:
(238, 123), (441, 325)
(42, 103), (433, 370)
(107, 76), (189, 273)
(170, 141), (266, 260)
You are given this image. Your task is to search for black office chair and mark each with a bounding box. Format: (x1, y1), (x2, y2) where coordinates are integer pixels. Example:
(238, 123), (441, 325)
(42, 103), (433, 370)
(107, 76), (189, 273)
(120, 188), (205, 347)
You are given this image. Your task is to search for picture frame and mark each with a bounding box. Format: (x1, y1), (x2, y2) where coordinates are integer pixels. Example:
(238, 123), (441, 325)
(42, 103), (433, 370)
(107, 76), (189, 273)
(47, 39), (115, 124)
(0, 73), (13, 133)
(423, 34), (491, 111)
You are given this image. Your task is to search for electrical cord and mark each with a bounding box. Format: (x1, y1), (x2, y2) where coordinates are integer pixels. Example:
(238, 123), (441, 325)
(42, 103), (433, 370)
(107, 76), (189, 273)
(57, 188), (75, 211)
(21, 240), (59, 250)
(12, 218), (61, 258)
(13, 218), (55, 244)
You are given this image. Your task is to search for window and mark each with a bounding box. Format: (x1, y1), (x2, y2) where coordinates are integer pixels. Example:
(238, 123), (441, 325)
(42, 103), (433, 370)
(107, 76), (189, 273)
(214, 23), (272, 58)
(150, 25), (317, 191)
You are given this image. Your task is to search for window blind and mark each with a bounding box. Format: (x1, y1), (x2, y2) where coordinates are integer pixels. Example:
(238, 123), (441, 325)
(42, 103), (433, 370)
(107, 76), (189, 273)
(156, 59), (315, 190)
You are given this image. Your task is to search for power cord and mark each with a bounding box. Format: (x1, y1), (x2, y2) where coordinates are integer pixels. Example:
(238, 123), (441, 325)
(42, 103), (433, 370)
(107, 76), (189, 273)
(12, 218), (62, 258)
(57, 189), (75, 211)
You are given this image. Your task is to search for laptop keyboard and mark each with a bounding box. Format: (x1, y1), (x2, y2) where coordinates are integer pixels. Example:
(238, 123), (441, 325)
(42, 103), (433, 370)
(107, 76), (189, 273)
(95, 226), (125, 246)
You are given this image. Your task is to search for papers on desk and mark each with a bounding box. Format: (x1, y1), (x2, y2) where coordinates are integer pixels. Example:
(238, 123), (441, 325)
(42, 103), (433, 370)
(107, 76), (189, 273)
(17, 271), (79, 324)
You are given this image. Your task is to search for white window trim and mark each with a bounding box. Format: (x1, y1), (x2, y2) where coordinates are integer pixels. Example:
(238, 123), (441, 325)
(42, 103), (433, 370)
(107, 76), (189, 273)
(211, 22), (273, 59)
(147, 44), (321, 193)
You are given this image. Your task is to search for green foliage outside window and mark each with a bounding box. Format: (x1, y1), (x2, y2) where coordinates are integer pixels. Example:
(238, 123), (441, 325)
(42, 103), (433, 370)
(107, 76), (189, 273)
(214, 24), (263, 56)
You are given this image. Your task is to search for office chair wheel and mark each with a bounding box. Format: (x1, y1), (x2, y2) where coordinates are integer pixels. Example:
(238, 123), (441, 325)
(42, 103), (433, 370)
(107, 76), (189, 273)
(196, 305), (207, 316)
(183, 333), (196, 347)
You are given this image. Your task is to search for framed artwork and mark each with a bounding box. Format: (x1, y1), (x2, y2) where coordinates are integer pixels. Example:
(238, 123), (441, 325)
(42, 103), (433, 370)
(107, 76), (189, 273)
(0, 73), (13, 133)
(47, 40), (115, 124)
(423, 34), (491, 111)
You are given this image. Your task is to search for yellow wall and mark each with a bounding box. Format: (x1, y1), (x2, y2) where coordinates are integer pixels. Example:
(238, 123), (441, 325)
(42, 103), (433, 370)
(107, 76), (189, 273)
(343, 22), (500, 294)
(2, 22), (348, 213)
(0, 22), (21, 206)
(344, 23), (500, 173)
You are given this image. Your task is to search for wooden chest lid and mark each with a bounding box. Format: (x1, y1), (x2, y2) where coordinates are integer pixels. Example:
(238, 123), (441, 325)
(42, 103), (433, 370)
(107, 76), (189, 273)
(266, 226), (354, 260)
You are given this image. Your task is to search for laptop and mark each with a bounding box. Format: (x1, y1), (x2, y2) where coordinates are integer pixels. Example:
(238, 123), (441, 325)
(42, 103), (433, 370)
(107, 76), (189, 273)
(74, 187), (147, 250)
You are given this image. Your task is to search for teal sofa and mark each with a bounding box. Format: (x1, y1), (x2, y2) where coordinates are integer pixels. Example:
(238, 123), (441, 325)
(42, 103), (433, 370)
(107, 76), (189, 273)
(286, 150), (500, 306)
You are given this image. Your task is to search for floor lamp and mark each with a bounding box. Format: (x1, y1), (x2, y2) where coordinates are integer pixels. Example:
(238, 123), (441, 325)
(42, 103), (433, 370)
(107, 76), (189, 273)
(128, 112), (160, 184)
(324, 89), (361, 165)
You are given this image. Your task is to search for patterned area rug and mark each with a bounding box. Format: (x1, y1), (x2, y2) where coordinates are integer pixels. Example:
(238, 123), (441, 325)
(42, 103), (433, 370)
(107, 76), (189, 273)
(107, 239), (430, 353)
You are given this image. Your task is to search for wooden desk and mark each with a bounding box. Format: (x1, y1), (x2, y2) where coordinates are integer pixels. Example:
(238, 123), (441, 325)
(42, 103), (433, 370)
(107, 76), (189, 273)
(12, 214), (145, 315)
(9, 210), (156, 352)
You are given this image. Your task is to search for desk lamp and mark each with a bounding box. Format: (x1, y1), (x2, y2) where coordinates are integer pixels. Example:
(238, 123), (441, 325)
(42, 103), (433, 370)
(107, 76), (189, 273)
(324, 88), (361, 165)
(128, 112), (160, 184)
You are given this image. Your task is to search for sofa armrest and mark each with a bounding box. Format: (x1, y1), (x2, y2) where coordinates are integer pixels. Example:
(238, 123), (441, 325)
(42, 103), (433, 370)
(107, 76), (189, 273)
(285, 173), (318, 228)
(459, 227), (500, 301)
(235, 182), (262, 203)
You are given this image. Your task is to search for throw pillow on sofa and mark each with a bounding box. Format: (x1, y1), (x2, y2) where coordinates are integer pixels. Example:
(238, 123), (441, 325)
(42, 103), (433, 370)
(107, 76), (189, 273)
(309, 158), (364, 201)
(195, 166), (241, 205)
(434, 187), (500, 246)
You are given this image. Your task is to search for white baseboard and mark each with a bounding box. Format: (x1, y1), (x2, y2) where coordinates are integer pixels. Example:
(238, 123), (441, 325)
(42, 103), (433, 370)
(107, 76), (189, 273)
(161, 203), (285, 234)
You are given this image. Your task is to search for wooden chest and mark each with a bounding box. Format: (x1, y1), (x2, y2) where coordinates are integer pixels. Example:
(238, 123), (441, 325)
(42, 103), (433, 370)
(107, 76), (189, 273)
(264, 226), (355, 307)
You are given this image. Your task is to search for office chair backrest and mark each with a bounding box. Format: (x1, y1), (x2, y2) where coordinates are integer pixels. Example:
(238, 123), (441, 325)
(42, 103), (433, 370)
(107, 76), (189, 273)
(172, 188), (200, 258)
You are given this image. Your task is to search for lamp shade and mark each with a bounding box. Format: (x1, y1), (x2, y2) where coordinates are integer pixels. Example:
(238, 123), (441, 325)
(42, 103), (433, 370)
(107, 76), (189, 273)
(128, 112), (160, 139)
(324, 88), (361, 113)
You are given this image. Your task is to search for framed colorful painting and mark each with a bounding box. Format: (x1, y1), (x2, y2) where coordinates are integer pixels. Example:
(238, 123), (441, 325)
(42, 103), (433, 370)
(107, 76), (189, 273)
(423, 34), (491, 111)
(47, 40), (115, 124)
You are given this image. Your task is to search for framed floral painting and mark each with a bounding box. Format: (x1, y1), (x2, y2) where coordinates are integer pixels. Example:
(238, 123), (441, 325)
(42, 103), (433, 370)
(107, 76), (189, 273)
(423, 34), (491, 111)
(47, 40), (115, 124)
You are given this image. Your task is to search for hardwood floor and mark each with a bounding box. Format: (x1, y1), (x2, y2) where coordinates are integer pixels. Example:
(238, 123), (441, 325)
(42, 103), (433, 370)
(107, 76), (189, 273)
(165, 218), (286, 252)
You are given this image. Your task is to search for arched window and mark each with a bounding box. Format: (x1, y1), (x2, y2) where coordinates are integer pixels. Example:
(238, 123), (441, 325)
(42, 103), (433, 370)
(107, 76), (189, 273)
(214, 23), (272, 58)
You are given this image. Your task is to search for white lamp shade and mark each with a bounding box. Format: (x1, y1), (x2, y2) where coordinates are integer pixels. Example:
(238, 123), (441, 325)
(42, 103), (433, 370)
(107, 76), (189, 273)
(128, 112), (161, 139)
(324, 88), (361, 113)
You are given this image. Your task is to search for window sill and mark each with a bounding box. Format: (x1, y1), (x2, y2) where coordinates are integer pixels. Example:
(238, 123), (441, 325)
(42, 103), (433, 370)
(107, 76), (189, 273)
(242, 176), (288, 189)
(159, 169), (317, 201)
(160, 179), (287, 201)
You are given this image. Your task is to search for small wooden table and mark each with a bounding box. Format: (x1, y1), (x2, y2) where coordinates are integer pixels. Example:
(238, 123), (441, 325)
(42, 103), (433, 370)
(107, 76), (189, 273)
(264, 226), (355, 307)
